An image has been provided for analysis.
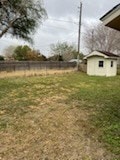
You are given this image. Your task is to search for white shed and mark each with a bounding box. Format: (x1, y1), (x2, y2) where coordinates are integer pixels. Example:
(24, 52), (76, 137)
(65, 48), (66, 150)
(84, 51), (119, 77)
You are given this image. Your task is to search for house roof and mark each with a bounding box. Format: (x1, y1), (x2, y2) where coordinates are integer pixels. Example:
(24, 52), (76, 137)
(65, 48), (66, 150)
(97, 51), (119, 57)
(100, 3), (120, 20)
(100, 3), (120, 31)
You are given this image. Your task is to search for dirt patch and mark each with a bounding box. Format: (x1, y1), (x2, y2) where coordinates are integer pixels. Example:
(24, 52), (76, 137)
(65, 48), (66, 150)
(0, 96), (112, 160)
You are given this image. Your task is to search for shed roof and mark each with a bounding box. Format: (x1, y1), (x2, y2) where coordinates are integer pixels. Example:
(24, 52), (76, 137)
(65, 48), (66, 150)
(84, 50), (119, 59)
(97, 51), (119, 57)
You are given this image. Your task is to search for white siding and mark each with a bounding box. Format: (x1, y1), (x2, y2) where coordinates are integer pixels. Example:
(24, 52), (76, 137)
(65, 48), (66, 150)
(87, 58), (95, 75)
(95, 57), (106, 76)
(87, 57), (106, 76)
(106, 59), (117, 76)
(87, 56), (117, 76)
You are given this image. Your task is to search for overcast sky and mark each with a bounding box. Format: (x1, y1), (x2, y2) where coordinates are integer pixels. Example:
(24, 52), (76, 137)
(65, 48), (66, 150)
(0, 0), (119, 57)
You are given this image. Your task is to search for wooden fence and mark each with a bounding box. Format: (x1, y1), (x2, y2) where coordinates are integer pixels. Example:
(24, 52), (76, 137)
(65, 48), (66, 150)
(117, 64), (120, 75)
(79, 64), (87, 73)
(0, 61), (76, 72)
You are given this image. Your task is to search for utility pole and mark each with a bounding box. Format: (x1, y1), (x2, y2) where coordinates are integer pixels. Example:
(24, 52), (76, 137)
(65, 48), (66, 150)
(77, 1), (82, 71)
(91, 29), (94, 52)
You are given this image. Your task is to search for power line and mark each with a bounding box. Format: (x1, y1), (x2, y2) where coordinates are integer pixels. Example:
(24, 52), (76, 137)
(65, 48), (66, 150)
(42, 24), (77, 31)
(34, 32), (78, 48)
(48, 18), (78, 25)
(59, 32), (78, 41)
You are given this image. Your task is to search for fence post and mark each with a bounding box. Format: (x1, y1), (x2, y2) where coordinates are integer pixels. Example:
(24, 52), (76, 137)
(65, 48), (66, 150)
(28, 61), (30, 70)
(45, 62), (47, 76)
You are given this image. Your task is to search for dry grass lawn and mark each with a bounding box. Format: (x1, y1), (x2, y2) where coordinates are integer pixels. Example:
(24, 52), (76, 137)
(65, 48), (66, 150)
(0, 69), (75, 78)
(0, 72), (119, 160)
(0, 96), (111, 160)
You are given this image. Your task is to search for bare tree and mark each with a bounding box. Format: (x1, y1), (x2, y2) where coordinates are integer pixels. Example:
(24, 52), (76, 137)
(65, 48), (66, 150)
(4, 45), (16, 58)
(83, 24), (120, 55)
(50, 42), (84, 61)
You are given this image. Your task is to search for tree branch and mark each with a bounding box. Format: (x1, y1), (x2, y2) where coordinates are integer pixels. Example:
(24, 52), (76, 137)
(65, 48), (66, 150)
(0, 16), (24, 38)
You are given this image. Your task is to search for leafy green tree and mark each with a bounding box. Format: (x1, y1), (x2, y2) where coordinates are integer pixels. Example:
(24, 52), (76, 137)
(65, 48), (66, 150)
(13, 45), (47, 61)
(13, 45), (31, 61)
(0, 0), (47, 42)
(26, 50), (47, 61)
(0, 55), (4, 61)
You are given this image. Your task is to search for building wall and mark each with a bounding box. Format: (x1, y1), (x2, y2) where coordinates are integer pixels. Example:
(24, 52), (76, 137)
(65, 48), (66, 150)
(87, 57), (95, 75)
(87, 57), (106, 76)
(87, 56), (117, 76)
(117, 57), (120, 65)
(106, 59), (117, 76)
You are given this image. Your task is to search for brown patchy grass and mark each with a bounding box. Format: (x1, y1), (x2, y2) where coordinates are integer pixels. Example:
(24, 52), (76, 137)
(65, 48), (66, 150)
(0, 72), (119, 160)
(0, 69), (75, 78)
(0, 95), (111, 160)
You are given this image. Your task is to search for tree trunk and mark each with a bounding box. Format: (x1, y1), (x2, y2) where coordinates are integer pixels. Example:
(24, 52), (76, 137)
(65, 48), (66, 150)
(0, 26), (10, 38)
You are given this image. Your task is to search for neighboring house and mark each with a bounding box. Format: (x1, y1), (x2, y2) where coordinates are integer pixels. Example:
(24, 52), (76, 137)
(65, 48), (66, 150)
(84, 51), (119, 77)
(100, 3), (120, 31)
(100, 4), (120, 65)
